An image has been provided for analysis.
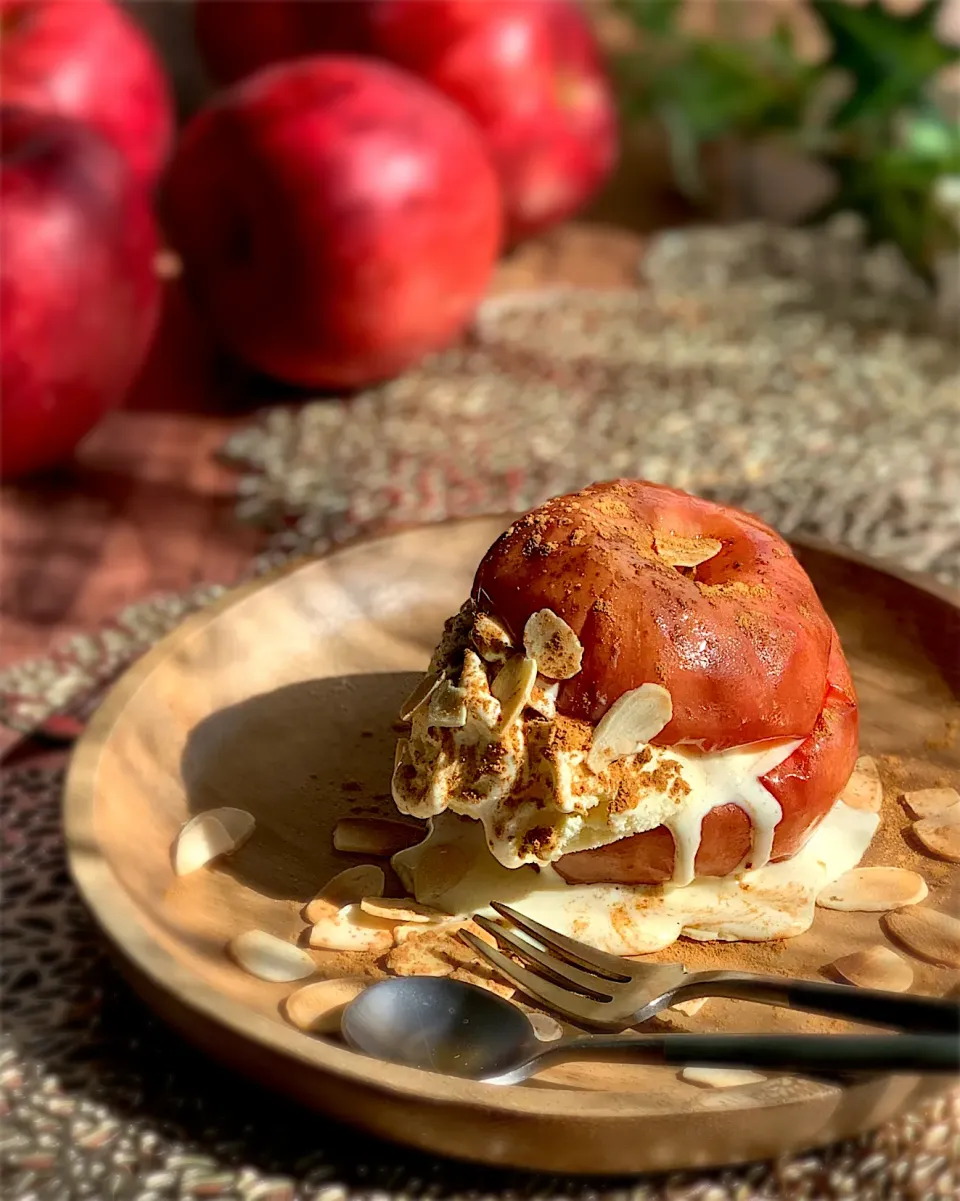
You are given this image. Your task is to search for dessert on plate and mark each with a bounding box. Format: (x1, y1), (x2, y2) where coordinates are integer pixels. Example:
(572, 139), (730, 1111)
(391, 479), (878, 954)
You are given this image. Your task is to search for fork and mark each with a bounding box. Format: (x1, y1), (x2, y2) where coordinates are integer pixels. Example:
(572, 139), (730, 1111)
(460, 902), (960, 1034)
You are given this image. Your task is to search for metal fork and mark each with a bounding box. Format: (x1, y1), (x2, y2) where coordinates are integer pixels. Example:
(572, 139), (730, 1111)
(460, 902), (960, 1034)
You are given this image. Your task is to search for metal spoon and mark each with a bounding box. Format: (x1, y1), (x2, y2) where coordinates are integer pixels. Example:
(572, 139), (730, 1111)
(341, 977), (960, 1085)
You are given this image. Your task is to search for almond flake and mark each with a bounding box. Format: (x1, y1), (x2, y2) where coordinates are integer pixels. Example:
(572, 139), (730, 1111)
(304, 865), (385, 922)
(901, 786), (960, 821)
(491, 655), (538, 733)
(883, 906), (960, 968)
(427, 679), (467, 728)
(670, 997), (709, 1018)
(282, 978), (367, 1034)
(398, 673), (442, 721)
(412, 843), (470, 905)
(450, 967), (515, 999)
(680, 1067), (765, 1090)
(830, 946), (914, 993)
(587, 683), (673, 773)
(308, 904), (396, 953)
(816, 867), (927, 912)
(472, 612), (513, 663)
(528, 1012), (563, 1041)
(333, 818), (423, 857)
(174, 808), (255, 876)
(522, 609), (583, 680)
(228, 930), (315, 982)
(654, 532), (723, 569)
(528, 678), (559, 720)
(839, 757), (883, 814)
(359, 897), (446, 923)
(913, 810), (960, 863)
(386, 936), (454, 977)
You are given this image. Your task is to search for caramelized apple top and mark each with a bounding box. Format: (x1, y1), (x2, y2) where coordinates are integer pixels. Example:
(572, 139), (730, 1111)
(472, 479), (836, 751)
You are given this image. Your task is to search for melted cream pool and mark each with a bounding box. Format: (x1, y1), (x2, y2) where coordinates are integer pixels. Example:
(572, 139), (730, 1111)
(393, 799), (879, 955)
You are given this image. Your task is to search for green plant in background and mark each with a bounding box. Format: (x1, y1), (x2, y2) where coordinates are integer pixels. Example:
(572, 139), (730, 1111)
(614, 0), (960, 282)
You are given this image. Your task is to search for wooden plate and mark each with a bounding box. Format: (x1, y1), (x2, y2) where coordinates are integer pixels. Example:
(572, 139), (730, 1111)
(64, 518), (960, 1175)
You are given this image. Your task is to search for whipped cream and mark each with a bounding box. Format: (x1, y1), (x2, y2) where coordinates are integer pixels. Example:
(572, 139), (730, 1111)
(393, 799), (879, 954)
(392, 601), (801, 883)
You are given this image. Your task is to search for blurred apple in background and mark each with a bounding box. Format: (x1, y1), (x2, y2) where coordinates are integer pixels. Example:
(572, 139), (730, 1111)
(0, 108), (161, 478)
(191, 0), (616, 242)
(372, 0), (617, 243)
(0, 0), (174, 189)
(194, 0), (377, 86)
(164, 56), (502, 389)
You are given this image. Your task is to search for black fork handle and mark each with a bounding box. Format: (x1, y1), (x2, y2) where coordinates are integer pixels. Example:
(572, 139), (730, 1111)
(672, 972), (960, 1033)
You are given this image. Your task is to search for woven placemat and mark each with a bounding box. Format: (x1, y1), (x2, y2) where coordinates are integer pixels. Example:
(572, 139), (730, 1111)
(2, 220), (959, 1199)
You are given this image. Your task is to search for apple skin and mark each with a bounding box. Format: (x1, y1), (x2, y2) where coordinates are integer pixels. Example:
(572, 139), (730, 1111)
(0, 0), (174, 189)
(195, 0), (378, 86)
(372, 0), (618, 243)
(0, 107), (161, 478)
(191, 0), (617, 244)
(163, 56), (502, 389)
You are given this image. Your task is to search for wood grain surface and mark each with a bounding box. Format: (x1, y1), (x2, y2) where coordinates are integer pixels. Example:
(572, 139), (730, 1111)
(64, 520), (959, 1173)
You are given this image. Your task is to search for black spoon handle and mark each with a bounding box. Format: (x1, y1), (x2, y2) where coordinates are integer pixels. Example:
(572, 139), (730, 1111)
(673, 972), (960, 1034)
(552, 1033), (960, 1075)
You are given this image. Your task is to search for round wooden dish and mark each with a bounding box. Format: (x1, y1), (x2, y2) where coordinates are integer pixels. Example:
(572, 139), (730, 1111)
(64, 518), (960, 1175)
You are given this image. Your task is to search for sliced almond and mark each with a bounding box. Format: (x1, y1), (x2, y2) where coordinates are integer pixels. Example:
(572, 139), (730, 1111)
(913, 810), (960, 863)
(427, 678), (467, 728)
(830, 945), (914, 993)
(816, 867), (928, 912)
(528, 678), (559, 720)
(587, 683), (673, 773)
(228, 930), (315, 982)
(359, 896), (446, 924)
(528, 1012), (563, 1042)
(522, 609), (583, 680)
(333, 817), (423, 857)
(883, 906), (960, 968)
(413, 843), (470, 906)
(839, 756), (883, 814)
(654, 532), (723, 569)
(308, 904), (396, 953)
(491, 655), (538, 733)
(282, 978), (367, 1034)
(670, 997), (709, 1018)
(173, 808), (256, 876)
(901, 786), (960, 821)
(680, 1067), (765, 1090)
(450, 967), (515, 999)
(398, 673), (442, 721)
(472, 612), (513, 663)
(304, 865), (386, 922)
(387, 936), (454, 977)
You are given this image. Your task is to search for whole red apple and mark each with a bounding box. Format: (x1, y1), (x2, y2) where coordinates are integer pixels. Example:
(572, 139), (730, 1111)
(372, 0), (618, 243)
(164, 56), (502, 389)
(0, 0), (173, 189)
(195, 0), (377, 85)
(0, 107), (161, 478)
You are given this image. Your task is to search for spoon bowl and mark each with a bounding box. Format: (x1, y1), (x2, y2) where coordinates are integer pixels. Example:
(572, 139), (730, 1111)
(341, 976), (539, 1078)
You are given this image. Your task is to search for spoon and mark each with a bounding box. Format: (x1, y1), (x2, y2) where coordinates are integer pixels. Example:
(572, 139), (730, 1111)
(341, 977), (960, 1085)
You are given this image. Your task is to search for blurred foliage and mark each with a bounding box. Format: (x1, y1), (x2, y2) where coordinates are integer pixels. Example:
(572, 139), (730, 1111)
(614, 0), (960, 281)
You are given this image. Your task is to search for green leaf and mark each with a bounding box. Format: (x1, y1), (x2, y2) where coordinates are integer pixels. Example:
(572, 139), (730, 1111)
(614, 0), (682, 37)
(811, 0), (960, 128)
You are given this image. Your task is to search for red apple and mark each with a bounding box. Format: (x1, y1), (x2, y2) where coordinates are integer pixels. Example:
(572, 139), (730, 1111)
(0, 107), (161, 478)
(372, 0), (618, 243)
(195, 0), (377, 86)
(164, 56), (502, 389)
(0, 0), (173, 189)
